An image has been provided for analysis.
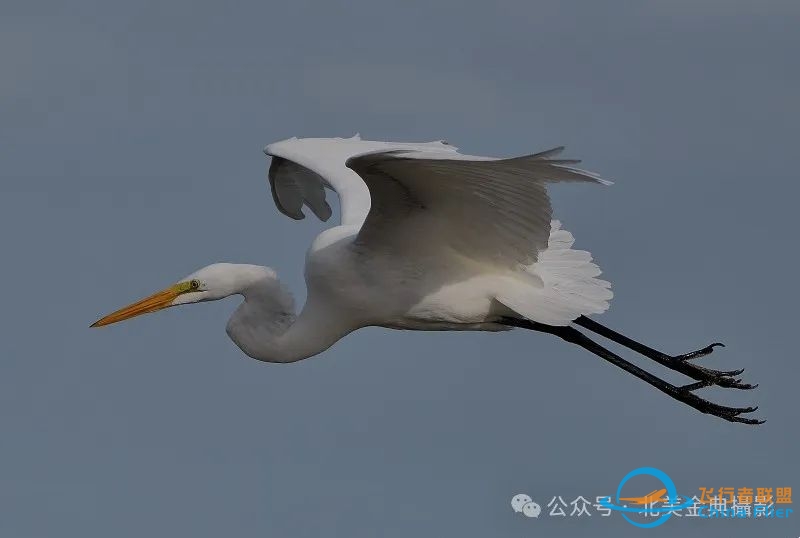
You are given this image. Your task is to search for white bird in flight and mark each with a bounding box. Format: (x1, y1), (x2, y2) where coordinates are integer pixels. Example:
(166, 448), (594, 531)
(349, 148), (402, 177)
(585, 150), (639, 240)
(92, 135), (761, 424)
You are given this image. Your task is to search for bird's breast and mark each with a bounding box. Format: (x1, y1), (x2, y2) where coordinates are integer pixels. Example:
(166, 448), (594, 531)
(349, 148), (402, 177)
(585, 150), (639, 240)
(306, 229), (511, 328)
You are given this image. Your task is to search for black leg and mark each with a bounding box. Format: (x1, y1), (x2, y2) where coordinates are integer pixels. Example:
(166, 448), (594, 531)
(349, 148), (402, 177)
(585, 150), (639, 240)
(500, 317), (764, 425)
(574, 316), (755, 390)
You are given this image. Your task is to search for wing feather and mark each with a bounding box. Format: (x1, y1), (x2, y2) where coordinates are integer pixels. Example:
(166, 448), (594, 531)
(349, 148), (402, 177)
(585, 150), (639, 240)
(346, 149), (608, 267)
(264, 137), (609, 269)
(267, 156), (333, 221)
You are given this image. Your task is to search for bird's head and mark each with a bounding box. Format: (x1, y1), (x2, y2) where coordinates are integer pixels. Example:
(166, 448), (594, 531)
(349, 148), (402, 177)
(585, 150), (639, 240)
(90, 263), (276, 327)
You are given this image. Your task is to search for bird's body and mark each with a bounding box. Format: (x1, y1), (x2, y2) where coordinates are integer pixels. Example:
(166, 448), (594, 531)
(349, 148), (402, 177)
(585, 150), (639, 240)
(92, 135), (762, 424)
(222, 135), (611, 362)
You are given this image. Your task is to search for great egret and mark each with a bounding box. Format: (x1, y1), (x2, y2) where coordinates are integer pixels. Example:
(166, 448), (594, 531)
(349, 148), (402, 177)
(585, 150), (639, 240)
(92, 135), (761, 424)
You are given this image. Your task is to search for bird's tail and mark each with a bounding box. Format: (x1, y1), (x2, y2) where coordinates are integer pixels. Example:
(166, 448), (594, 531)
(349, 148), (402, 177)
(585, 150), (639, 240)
(496, 220), (612, 326)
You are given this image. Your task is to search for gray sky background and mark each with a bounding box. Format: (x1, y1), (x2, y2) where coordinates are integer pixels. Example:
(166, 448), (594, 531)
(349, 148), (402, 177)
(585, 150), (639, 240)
(2, 1), (798, 536)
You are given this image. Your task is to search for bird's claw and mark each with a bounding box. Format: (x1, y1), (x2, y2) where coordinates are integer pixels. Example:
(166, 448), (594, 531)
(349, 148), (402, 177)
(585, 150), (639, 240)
(676, 342), (725, 362)
(673, 348), (763, 423)
(680, 380), (714, 392)
(666, 344), (755, 390)
(673, 385), (764, 425)
(565, 317), (763, 424)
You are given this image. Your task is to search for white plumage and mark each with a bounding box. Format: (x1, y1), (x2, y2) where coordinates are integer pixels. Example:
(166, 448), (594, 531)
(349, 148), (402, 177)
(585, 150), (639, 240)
(94, 134), (613, 359)
(265, 134), (612, 331)
(92, 134), (762, 424)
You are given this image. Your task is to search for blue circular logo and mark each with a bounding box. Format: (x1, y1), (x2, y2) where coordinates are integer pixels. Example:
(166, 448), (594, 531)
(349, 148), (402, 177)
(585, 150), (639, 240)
(600, 467), (694, 528)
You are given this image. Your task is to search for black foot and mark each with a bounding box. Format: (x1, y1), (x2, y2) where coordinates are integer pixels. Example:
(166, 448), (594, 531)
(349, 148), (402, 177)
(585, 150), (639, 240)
(503, 317), (765, 425)
(667, 343), (756, 390)
(676, 342), (725, 361)
(572, 317), (759, 392)
(672, 381), (764, 425)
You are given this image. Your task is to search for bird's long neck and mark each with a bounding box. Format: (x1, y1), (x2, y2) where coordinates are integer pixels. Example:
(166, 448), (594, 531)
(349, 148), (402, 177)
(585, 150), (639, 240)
(226, 274), (350, 363)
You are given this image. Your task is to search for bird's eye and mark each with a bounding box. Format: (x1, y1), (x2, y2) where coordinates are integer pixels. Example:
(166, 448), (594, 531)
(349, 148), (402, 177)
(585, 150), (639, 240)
(190, 279), (200, 290)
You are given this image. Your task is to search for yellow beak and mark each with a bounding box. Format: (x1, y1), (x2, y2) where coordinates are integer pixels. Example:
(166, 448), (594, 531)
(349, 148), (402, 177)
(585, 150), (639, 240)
(91, 286), (182, 327)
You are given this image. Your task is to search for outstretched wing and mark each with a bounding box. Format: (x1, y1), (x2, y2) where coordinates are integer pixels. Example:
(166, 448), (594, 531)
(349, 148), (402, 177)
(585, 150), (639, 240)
(346, 148), (609, 268)
(264, 136), (609, 268)
(264, 135), (383, 227)
(268, 156), (333, 221)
